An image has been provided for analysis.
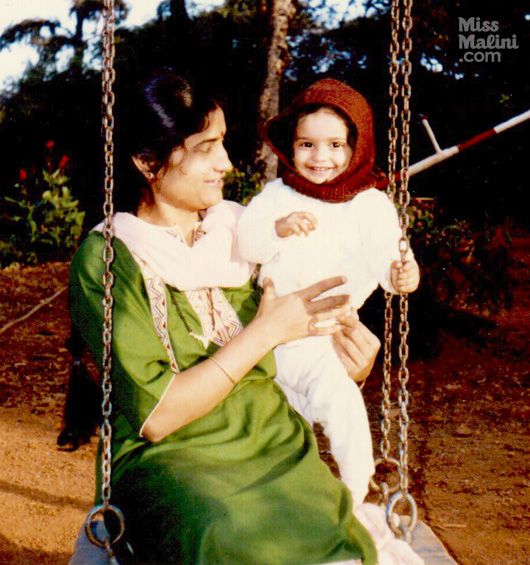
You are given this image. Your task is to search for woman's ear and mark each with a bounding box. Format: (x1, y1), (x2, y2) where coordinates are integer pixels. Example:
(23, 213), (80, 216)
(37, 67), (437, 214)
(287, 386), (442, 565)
(132, 155), (156, 181)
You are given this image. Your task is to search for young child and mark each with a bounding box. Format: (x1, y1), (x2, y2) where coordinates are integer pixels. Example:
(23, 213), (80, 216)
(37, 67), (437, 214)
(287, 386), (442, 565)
(237, 78), (420, 506)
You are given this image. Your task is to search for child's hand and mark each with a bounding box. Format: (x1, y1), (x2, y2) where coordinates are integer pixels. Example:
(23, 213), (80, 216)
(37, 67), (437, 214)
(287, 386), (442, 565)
(275, 212), (317, 238)
(390, 259), (420, 293)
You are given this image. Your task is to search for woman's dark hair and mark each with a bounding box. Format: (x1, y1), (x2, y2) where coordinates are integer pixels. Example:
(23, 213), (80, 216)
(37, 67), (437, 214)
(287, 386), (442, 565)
(269, 104), (357, 164)
(115, 68), (220, 212)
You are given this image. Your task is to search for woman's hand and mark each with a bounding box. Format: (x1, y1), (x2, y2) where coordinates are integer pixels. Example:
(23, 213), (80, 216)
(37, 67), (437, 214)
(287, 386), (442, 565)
(254, 277), (350, 346)
(332, 314), (380, 383)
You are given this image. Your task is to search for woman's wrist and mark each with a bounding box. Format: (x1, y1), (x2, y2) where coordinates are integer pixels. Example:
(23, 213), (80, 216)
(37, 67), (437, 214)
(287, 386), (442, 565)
(209, 356), (237, 386)
(208, 315), (278, 390)
(245, 314), (280, 352)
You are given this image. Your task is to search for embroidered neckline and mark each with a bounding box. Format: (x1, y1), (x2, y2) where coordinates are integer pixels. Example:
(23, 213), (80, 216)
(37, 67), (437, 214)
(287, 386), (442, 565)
(169, 287), (244, 349)
(170, 291), (212, 349)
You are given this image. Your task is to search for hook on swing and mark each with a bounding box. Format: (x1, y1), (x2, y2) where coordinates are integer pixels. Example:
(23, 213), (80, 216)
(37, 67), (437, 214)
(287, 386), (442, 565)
(369, 456), (401, 503)
(386, 491), (419, 545)
(85, 503), (126, 556)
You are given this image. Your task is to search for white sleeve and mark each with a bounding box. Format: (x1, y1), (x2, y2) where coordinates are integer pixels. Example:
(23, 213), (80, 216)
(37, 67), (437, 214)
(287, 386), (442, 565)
(236, 182), (284, 264)
(358, 190), (414, 294)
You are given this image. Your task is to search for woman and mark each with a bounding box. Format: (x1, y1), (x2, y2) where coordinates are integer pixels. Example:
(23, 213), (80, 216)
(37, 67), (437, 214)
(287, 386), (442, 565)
(70, 70), (422, 564)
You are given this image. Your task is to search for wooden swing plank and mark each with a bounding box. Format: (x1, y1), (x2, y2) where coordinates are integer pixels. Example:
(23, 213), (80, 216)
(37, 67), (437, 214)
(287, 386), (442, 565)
(72, 520), (460, 565)
(411, 520), (459, 564)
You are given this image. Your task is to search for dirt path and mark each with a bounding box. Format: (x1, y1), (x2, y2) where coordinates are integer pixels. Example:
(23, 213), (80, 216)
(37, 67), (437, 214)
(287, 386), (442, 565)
(0, 408), (94, 565)
(0, 243), (528, 564)
(0, 270), (96, 565)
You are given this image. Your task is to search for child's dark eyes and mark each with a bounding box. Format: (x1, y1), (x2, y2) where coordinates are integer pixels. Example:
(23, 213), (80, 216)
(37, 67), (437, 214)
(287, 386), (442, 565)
(295, 141), (346, 149)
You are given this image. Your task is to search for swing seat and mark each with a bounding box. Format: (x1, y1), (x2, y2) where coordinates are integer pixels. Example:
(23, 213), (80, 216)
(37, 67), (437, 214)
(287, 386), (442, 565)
(69, 522), (110, 565)
(69, 518), (459, 564)
(409, 520), (458, 564)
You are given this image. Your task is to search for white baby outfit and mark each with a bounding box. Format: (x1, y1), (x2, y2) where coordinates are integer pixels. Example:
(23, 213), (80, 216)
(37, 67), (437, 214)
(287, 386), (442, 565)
(237, 178), (413, 506)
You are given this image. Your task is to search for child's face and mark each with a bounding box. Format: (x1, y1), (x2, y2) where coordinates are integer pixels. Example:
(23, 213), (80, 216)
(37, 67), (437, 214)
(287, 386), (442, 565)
(293, 108), (353, 184)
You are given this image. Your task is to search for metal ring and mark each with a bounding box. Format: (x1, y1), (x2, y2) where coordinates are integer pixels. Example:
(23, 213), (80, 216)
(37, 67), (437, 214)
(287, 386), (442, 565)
(85, 504), (125, 549)
(369, 456), (401, 494)
(386, 491), (418, 544)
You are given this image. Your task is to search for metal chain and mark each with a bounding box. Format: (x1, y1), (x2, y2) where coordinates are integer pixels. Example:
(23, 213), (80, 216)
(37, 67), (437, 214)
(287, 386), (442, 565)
(372, 0), (418, 541)
(371, 0), (402, 506)
(100, 0), (116, 514)
(84, 0), (126, 556)
(82, 0), (127, 559)
(381, 291), (394, 464)
(382, 0), (402, 471)
(387, 0), (401, 203)
(395, 0), (414, 505)
(386, 0), (418, 543)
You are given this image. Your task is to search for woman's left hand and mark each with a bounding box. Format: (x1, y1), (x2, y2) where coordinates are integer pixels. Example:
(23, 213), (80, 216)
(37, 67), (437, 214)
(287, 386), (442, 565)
(332, 314), (380, 383)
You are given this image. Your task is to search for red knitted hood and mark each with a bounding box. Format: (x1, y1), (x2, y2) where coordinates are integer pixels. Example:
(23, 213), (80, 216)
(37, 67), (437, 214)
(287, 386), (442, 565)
(264, 78), (381, 202)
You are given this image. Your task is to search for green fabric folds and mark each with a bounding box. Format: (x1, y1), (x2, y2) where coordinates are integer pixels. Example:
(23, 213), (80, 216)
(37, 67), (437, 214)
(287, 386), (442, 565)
(70, 232), (377, 565)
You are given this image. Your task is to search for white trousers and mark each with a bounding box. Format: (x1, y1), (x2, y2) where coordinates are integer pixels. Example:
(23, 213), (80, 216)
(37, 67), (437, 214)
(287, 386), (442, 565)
(274, 335), (375, 506)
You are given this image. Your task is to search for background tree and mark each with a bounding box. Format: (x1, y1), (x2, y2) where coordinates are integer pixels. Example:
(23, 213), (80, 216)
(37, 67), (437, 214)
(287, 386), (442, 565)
(254, 0), (296, 180)
(0, 0), (527, 228)
(0, 0), (128, 78)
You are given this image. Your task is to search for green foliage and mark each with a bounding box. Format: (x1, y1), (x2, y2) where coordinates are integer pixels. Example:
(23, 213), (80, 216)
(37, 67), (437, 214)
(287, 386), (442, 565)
(406, 197), (436, 235)
(223, 168), (264, 205)
(217, 0), (261, 21)
(410, 199), (513, 316)
(0, 0), (528, 231)
(0, 169), (85, 267)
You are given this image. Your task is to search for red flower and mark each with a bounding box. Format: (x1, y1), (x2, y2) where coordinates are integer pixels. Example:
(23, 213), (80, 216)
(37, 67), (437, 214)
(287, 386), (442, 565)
(45, 140), (55, 150)
(59, 155), (70, 170)
(19, 168), (28, 182)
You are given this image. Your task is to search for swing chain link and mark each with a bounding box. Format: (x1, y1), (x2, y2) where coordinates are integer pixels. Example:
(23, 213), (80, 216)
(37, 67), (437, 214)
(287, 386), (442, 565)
(381, 292), (394, 463)
(101, 0), (116, 513)
(84, 0), (126, 558)
(387, 0), (401, 203)
(372, 0), (402, 505)
(394, 0), (418, 542)
(376, 0), (418, 541)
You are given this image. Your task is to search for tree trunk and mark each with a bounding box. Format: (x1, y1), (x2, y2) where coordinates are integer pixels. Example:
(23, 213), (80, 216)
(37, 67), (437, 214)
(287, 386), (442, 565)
(254, 0), (295, 181)
(71, 10), (85, 73)
(169, 0), (191, 28)
(167, 0), (196, 65)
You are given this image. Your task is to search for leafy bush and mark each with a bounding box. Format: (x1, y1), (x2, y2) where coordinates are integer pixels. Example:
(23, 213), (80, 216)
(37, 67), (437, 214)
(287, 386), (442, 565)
(223, 167), (264, 205)
(0, 166), (85, 267)
(409, 198), (513, 316)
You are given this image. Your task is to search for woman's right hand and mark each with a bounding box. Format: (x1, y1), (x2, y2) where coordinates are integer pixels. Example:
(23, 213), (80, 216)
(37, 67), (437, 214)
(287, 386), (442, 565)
(332, 314), (381, 383)
(254, 277), (350, 346)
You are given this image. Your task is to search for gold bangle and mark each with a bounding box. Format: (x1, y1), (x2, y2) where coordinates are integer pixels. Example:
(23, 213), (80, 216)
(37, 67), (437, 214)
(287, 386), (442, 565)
(210, 356), (236, 386)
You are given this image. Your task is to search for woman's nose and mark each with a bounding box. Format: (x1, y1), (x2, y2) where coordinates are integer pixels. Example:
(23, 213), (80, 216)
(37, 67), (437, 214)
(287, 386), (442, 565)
(215, 144), (233, 172)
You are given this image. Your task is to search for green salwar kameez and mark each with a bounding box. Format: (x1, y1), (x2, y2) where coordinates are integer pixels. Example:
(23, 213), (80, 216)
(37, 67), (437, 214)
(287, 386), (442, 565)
(70, 233), (377, 565)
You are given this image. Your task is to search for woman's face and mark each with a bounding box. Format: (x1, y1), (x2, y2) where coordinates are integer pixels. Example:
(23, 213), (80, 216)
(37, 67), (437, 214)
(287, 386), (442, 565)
(151, 107), (232, 212)
(292, 108), (353, 184)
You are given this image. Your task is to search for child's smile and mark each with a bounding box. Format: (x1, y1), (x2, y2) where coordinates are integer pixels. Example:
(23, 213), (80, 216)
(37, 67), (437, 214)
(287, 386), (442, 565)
(293, 108), (353, 184)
